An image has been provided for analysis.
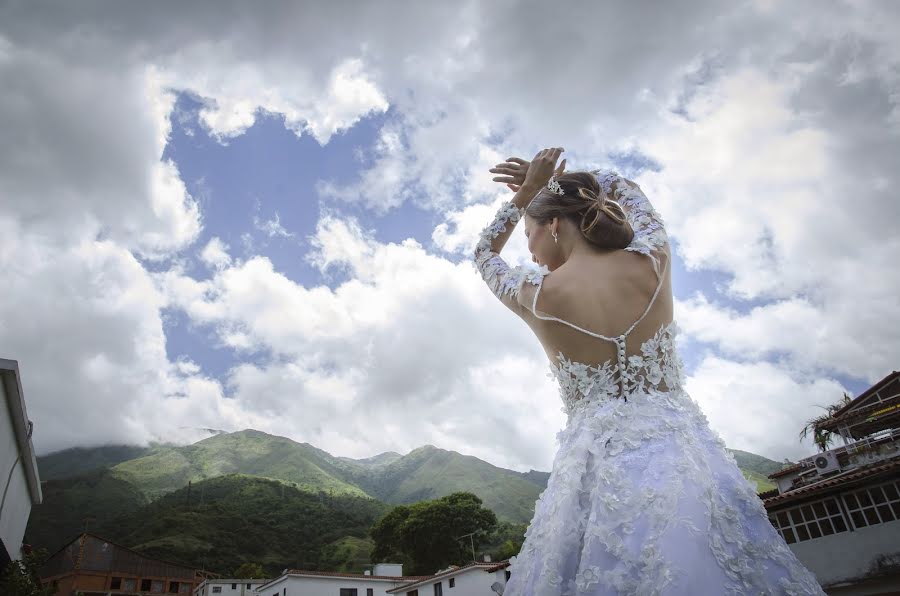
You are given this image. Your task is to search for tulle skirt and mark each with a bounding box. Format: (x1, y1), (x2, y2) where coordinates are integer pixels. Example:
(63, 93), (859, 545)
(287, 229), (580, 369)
(504, 387), (826, 596)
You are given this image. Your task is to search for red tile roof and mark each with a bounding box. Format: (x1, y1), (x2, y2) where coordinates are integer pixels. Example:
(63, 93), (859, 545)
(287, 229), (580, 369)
(763, 456), (900, 508)
(485, 561), (511, 573)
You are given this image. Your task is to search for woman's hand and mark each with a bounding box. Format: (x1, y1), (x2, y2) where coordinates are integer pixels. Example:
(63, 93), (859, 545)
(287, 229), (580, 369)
(490, 150), (566, 192)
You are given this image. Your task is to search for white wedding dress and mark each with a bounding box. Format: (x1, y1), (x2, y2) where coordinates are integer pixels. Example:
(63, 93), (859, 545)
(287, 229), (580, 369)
(474, 171), (825, 595)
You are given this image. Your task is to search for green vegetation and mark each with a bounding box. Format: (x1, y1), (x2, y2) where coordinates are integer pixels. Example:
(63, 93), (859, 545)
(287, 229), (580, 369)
(1, 549), (55, 596)
(97, 475), (389, 576)
(370, 492), (497, 575)
(26, 430), (791, 575)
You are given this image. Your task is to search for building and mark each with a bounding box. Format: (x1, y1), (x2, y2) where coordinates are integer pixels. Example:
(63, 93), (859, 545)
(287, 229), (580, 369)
(0, 358), (42, 566)
(194, 578), (269, 596)
(386, 561), (508, 596)
(40, 533), (202, 595)
(761, 371), (900, 595)
(255, 564), (424, 596)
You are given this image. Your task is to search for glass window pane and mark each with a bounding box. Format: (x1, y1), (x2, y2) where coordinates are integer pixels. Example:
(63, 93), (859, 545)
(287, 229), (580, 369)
(883, 483), (899, 501)
(871, 487), (887, 504)
(807, 521), (822, 539)
(859, 491), (873, 507)
(844, 494), (859, 510)
(851, 511), (867, 528)
(790, 509), (804, 524)
(800, 505), (814, 521)
(776, 512), (789, 527)
(825, 499), (840, 515)
(781, 527), (796, 544)
(796, 524), (810, 541)
(812, 502), (827, 518)
(891, 502), (900, 518)
(833, 516), (848, 532)
(820, 518), (835, 536)
(864, 508), (881, 525)
(877, 504), (895, 522)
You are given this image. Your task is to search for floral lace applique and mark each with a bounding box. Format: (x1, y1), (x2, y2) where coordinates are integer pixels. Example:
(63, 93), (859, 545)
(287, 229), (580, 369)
(506, 321), (826, 595)
(474, 201), (547, 300)
(551, 322), (684, 414)
(596, 170), (668, 257)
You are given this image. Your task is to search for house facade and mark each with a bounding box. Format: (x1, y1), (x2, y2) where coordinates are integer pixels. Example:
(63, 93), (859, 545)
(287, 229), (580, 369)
(255, 565), (422, 596)
(194, 578), (269, 596)
(0, 358), (42, 566)
(386, 562), (508, 596)
(40, 533), (202, 595)
(761, 371), (900, 595)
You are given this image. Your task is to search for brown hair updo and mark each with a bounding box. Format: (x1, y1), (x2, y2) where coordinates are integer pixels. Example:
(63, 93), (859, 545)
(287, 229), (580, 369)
(525, 171), (634, 250)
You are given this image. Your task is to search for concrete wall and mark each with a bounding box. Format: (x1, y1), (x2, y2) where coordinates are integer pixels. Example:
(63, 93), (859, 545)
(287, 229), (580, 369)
(260, 575), (408, 596)
(197, 579), (267, 596)
(0, 376), (32, 561)
(790, 519), (900, 587)
(396, 568), (508, 596)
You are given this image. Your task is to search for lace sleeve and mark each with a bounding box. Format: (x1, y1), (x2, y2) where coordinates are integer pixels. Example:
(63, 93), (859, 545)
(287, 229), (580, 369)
(595, 170), (668, 257)
(474, 201), (547, 313)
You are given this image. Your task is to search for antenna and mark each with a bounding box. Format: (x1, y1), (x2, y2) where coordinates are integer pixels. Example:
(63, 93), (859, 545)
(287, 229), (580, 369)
(455, 532), (476, 562)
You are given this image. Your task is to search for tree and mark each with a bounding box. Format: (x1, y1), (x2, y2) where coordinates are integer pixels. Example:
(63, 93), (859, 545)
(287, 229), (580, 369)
(232, 562), (266, 579)
(799, 392), (854, 452)
(0, 549), (55, 596)
(370, 492), (497, 575)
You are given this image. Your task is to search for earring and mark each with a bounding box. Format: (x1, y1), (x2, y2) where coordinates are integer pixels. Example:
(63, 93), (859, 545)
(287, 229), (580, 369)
(552, 230), (558, 244)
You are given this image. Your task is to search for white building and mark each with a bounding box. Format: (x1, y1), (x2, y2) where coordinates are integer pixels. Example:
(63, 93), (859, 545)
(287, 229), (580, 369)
(762, 370), (900, 595)
(0, 358), (42, 566)
(256, 564), (419, 596)
(386, 562), (508, 596)
(195, 578), (270, 596)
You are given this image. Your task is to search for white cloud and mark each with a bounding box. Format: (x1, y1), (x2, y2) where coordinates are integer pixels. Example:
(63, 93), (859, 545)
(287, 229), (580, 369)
(1, 0), (898, 474)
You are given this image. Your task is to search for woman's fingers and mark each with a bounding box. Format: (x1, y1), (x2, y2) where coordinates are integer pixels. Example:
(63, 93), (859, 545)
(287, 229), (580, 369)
(506, 157), (528, 165)
(507, 183), (520, 192)
(492, 176), (518, 183)
(555, 158), (567, 177)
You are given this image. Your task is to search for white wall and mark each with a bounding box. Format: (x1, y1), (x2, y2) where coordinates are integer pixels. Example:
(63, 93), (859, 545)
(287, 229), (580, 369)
(259, 575), (408, 596)
(0, 377), (32, 561)
(789, 519), (900, 587)
(197, 579), (267, 596)
(396, 568), (508, 596)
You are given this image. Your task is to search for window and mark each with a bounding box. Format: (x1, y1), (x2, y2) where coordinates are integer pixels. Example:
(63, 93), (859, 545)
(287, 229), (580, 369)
(434, 582), (443, 596)
(768, 496), (850, 544)
(340, 590), (358, 596)
(142, 579), (153, 592)
(180, 584), (192, 594)
(367, 589), (374, 596)
(111, 577), (122, 590)
(169, 581), (180, 594)
(407, 591), (419, 596)
(505, 571), (511, 581)
(247, 585), (252, 590)
(232, 584), (238, 590)
(449, 578), (455, 588)
(152, 580), (166, 593)
(843, 480), (900, 529)
(213, 588), (223, 594)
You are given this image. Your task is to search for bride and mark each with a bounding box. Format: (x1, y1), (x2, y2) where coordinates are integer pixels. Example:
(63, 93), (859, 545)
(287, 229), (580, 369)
(475, 148), (825, 595)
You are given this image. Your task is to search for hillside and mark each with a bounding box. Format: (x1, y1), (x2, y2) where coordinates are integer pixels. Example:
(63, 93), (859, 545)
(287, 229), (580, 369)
(94, 475), (390, 576)
(28, 430), (786, 555)
(110, 430), (370, 500)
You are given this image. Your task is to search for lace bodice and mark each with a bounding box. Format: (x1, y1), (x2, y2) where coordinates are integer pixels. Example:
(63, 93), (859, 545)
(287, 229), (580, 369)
(474, 169), (672, 409)
(551, 321), (684, 415)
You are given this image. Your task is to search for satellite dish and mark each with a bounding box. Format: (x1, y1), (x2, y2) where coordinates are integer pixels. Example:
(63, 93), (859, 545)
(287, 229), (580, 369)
(491, 581), (505, 594)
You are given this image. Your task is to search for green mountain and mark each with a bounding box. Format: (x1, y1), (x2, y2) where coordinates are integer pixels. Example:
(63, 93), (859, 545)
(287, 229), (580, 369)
(94, 475), (389, 576)
(28, 430), (785, 559)
(37, 445), (152, 481)
(111, 430), (369, 500)
(343, 445), (546, 523)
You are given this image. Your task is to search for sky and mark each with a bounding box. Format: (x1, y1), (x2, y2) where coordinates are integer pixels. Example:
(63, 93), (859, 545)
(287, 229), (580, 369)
(1, 1), (898, 472)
